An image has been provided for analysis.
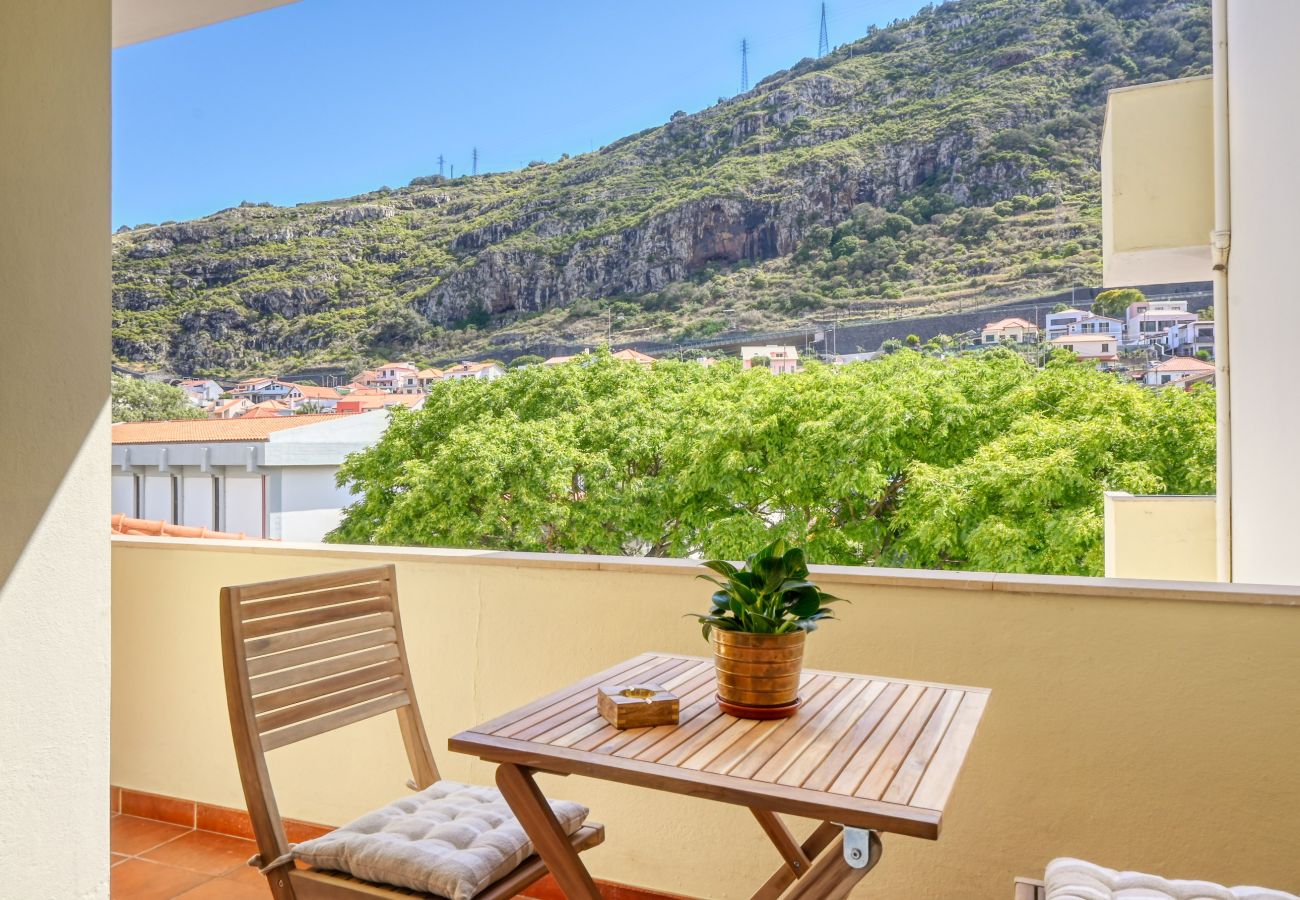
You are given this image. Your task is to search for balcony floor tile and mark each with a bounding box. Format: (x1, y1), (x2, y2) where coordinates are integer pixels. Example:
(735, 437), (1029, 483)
(110, 859), (210, 900)
(139, 829), (256, 876)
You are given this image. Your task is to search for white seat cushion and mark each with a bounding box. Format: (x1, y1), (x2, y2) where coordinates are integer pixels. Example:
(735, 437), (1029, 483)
(1046, 858), (1299, 900)
(291, 781), (589, 900)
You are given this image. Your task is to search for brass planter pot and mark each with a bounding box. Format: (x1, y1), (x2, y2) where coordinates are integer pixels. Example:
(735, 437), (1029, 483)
(711, 629), (806, 708)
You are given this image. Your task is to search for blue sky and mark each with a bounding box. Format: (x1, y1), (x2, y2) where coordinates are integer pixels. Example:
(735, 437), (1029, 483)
(112, 0), (928, 228)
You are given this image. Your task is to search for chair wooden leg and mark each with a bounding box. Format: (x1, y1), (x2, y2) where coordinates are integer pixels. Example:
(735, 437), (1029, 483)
(495, 763), (601, 900)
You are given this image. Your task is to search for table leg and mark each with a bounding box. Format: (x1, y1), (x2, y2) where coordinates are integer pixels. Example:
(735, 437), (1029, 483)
(749, 823), (882, 900)
(495, 763), (602, 900)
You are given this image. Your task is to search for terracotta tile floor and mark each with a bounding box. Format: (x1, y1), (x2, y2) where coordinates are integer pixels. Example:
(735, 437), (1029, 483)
(110, 812), (564, 899)
(111, 813), (266, 899)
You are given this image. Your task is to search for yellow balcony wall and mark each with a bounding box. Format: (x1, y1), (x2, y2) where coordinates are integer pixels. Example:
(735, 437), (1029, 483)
(1102, 76), (1214, 287)
(111, 537), (1300, 898)
(1103, 492), (1217, 581)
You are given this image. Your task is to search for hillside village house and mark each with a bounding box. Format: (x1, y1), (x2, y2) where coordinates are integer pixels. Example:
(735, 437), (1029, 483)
(441, 360), (505, 381)
(1044, 307), (1086, 338)
(286, 381), (342, 410)
(979, 317), (1039, 344)
(741, 345), (801, 373)
(1163, 319), (1217, 357)
(1049, 333), (1119, 361)
(611, 348), (656, 365)
(1064, 313), (1125, 337)
(177, 378), (222, 406)
(1145, 356), (1217, 387)
(8, 2), (1300, 898)
(370, 361), (420, 391)
(1126, 298), (1199, 344)
(400, 367), (444, 394)
(334, 392), (424, 414)
(207, 396), (252, 419)
(111, 410), (391, 541)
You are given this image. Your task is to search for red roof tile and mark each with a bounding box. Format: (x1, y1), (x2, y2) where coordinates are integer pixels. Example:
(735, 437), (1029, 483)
(111, 514), (266, 540)
(111, 414), (337, 444)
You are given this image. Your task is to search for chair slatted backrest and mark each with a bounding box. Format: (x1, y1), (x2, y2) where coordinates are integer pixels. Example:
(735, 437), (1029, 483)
(221, 565), (438, 899)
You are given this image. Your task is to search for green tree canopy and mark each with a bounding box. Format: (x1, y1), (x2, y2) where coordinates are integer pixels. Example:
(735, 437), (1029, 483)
(1093, 287), (1145, 319)
(331, 351), (1215, 576)
(111, 375), (205, 423)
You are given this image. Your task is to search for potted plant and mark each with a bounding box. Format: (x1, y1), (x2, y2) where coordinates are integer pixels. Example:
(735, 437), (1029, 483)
(690, 538), (843, 719)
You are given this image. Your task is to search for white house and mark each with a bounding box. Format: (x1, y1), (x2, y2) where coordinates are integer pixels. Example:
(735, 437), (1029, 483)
(742, 346), (801, 374)
(400, 367), (444, 394)
(1045, 308), (1087, 339)
(1145, 356), (1217, 388)
(1067, 313), (1126, 338)
(177, 378), (222, 406)
(208, 397), (252, 419)
(979, 317), (1039, 345)
(1163, 320), (1216, 358)
(1124, 298), (1199, 344)
(371, 362), (419, 392)
(283, 381), (342, 411)
(442, 361), (505, 381)
(230, 377), (296, 404)
(110, 410), (392, 542)
(1050, 334), (1120, 361)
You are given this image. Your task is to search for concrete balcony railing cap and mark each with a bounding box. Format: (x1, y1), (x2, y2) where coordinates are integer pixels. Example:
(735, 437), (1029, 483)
(111, 535), (1300, 609)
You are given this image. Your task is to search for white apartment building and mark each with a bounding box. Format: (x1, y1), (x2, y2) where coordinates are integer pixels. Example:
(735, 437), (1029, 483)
(1163, 319), (1216, 358)
(111, 410), (391, 541)
(1045, 308), (1086, 339)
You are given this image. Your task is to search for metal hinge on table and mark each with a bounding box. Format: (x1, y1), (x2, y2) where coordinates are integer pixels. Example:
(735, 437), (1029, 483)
(843, 827), (880, 869)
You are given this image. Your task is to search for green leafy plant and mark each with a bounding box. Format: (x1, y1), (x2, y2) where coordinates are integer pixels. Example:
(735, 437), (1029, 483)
(691, 538), (843, 638)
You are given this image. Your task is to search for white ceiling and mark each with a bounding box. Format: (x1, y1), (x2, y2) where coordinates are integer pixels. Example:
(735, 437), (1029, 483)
(113, 0), (300, 48)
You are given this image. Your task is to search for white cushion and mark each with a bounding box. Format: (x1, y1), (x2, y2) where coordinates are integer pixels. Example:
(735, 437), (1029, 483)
(292, 781), (589, 900)
(1046, 858), (1298, 900)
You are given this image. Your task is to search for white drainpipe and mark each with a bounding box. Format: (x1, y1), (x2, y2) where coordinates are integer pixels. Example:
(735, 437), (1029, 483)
(1212, 0), (1233, 582)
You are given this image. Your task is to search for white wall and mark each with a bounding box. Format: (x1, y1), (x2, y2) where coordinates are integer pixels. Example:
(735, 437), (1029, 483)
(222, 475), (265, 538)
(141, 472), (175, 522)
(112, 473), (137, 516)
(1225, 0), (1300, 585)
(0, 0), (110, 894)
(268, 465), (352, 542)
(180, 472), (217, 530)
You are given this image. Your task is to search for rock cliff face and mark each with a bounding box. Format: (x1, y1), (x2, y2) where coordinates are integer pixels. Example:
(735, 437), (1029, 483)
(112, 0), (1211, 375)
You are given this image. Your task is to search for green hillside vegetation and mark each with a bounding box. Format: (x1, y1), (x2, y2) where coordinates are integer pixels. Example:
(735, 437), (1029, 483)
(331, 351), (1216, 575)
(112, 0), (1211, 377)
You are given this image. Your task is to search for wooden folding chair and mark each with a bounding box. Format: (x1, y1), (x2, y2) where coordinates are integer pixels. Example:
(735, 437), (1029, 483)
(220, 564), (604, 900)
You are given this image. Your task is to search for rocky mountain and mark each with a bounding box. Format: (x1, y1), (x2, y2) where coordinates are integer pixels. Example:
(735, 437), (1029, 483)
(112, 0), (1211, 376)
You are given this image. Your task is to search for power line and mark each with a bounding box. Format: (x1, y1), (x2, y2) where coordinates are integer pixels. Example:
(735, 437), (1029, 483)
(740, 38), (750, 93)
(818, 2), (830, 57)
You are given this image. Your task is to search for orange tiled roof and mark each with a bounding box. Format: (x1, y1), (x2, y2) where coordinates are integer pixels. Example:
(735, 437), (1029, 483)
(444, 361), (499, 375)
(611, 348), (655, 363)
(336, 395), (422, 412)
(111, 513), (265, 541)
(1153, 357), (1216, 373)
(416, 368), (443, 379)
(291, 383), (342, 400)
(111, 414), (337, 444)
(984, 317), (1037, 331)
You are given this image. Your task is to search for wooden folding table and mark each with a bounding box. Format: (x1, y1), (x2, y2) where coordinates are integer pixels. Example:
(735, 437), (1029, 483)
(449, 653), (989, 899)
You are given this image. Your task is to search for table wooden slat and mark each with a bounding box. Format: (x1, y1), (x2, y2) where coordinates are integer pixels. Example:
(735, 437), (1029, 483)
(450, 653), (989, 839)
